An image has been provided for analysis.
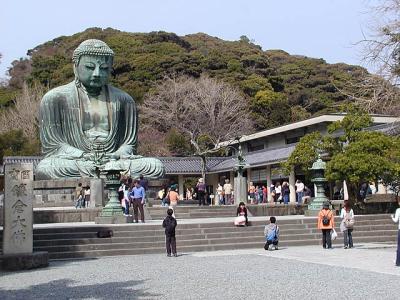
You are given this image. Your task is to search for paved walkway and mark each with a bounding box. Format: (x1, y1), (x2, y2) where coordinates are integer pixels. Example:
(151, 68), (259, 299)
(1, 243), (399, 299)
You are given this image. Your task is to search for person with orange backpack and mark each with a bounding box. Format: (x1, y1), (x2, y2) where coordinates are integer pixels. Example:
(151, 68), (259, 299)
(317, 201), (335, 249)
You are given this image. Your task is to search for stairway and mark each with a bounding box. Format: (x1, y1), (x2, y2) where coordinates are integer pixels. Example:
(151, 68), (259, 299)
(147, 205), (238, 219)
(1, 214), (396, 260)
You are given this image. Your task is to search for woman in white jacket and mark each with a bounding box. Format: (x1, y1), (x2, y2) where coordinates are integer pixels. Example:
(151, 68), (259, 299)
(340, 201), (354, 249)
(391, 205), (400, 266)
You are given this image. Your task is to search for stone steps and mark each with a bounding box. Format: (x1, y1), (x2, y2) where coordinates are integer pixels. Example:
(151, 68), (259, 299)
(1, 214), (397, 260)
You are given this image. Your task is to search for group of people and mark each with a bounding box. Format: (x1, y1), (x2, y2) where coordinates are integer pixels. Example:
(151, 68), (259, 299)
(74, 183), (91, 208)
(216, 179), (233, 205)
(118, 175), (149, 223)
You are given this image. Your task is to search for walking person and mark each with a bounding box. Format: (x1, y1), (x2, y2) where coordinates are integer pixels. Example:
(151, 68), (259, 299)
(391, 202), (400, 266)
(317, 201), (334, 249)
(264, 216), (280, 251)
(196, 178), (206, 206)
(130, 180), (146, 223)
(163, 208), (178, 257)
(340, 200), (354, 249)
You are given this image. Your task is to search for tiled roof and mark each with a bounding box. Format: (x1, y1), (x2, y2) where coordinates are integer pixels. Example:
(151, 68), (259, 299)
(208, 145), (296, 173)
(160, 157), (226, 174)
(366, 122), (400, 136)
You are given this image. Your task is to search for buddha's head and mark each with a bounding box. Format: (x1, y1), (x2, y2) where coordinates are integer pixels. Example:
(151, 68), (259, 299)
(72, 39), (114, 93)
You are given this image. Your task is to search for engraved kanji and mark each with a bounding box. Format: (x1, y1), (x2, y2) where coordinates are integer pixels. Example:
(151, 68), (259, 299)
(12, 199), (27, 214)
(11, 229), (26, 244)
(11, 216), (27, 228)
(8, 168), (20, 180)
(21, 170), (30, 180)
(11, 184), (27, 197)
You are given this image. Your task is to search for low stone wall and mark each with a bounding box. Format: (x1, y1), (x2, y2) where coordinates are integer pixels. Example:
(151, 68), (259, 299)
(247, 203), (307, 217)
(33, 208), (102, 224)
(33, 179), (92, 207)
(355, 194), (398, 214)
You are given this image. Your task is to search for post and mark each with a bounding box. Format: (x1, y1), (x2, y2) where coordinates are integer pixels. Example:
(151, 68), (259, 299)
(289, 167), (296, 203)
(266, 165), (272, 202)
(178, 174), (184, 200)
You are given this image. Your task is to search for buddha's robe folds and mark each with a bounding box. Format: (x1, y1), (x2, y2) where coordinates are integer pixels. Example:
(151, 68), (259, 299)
(36, 82), (164, 180)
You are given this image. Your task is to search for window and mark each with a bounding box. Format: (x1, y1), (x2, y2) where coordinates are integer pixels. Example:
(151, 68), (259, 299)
(248, 140), (265, 152)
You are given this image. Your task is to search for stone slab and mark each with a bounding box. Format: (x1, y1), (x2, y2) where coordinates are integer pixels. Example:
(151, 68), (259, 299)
(90, 178), (104, 207)
(3, 163), (34, 255)
(95, 215), (133, 224)
(1, 251), (49, 271)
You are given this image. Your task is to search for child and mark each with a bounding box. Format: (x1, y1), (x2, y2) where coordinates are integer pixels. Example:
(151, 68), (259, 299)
(264, 216), (280, 251)
(162, 208), (178, 257)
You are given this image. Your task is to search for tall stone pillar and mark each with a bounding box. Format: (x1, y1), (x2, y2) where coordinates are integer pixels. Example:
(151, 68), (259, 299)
(178, 174), (184, 200)
(289, 167), (296, 203)
(266, 165), (272, 202)
(90, 178), (104, 207)
(1, 163), (48, 270)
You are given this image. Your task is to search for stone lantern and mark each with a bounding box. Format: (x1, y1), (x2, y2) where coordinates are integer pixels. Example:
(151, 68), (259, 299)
(306, 155), (330, 215)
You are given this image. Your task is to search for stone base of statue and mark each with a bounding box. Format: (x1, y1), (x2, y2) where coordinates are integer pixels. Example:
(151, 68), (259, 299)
(95, 215), (133, 224)
(1, 251), (49, 271)
(234, 175), (247, 205)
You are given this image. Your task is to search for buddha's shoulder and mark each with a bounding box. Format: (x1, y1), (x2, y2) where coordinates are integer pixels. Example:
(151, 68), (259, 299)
(108, 85), (134, 103)
(41, 82), (76, 103)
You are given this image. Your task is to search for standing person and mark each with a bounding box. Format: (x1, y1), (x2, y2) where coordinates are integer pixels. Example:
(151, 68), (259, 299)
(196, 178), (206, 206)
(162, 208), (178, 257)
(168, 186), (180, 210)
(248, 182), (256, 204)
(391, 202), (400, 266)
(264, 216), (280, 251)
(281, 182), (290, 205)
(130, 180), (146, 223)
(302, 185), (312, 204)
(262, 185), (268, 203)
(234, 202), (248, 226)
(340, 200), (354, 249)
(123, 184), (131, 216)
(139, 175), (149, 205)
(295, 180), (305, 205)
(186, 188), (192, 200)
(216, 183), (224, 205)
(84, 185), (91, 208)
(257, 186), (263, 204)
(275, 182), (281, 203)
(223, 179), (233, 205)
(317, 201), (334, 249)
(74, 183), (83, 209)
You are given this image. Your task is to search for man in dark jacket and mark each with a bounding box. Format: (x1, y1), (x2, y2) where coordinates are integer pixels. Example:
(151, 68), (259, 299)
(162, 208), (178, 257)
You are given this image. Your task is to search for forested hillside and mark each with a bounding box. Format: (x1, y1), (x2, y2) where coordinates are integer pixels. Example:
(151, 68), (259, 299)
(0, 27), (370, 157)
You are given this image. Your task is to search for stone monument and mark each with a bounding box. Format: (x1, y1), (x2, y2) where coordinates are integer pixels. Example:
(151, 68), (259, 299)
(1, 163), (48, 270)
(305, 155), (330, 216)
(234, 144), (248, 205)
(35, 39), (165, 180)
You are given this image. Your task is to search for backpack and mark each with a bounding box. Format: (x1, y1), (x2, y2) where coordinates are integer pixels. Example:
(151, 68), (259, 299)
(322, 211), (331, 226)
(266, 226), (277, 241)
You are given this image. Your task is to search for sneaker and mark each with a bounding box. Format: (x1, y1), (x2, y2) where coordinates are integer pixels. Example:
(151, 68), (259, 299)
(344, 246), (348, 249)
(167, 254), (171, 257)
(173, 253), (178, 257)
(274, 246), (278, 250)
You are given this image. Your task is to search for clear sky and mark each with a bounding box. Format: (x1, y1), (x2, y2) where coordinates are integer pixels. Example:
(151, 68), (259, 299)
(0, 0), (377, 79)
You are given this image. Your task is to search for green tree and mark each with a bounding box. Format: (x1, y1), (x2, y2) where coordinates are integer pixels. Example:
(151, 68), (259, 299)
(0, 130), (40, 163)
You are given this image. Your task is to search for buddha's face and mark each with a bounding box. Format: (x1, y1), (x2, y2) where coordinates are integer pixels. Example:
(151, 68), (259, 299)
(76, 55), (112, 89)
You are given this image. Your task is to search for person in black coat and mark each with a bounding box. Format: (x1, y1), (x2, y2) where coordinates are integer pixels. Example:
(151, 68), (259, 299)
(162, 208), (178, 257)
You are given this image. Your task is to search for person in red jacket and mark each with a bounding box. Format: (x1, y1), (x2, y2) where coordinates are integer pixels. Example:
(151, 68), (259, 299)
(317, 201), (335, 249)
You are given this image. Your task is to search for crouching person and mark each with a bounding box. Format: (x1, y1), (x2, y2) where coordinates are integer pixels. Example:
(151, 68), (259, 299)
(264, 216), (280, 251)
(163, 208), (178, 257)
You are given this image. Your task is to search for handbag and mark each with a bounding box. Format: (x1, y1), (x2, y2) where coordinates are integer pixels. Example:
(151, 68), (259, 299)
(331, 228), (337, 240)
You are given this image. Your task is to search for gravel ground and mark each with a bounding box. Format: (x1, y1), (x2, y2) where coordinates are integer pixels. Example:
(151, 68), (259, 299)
(1, 246), (399, 300)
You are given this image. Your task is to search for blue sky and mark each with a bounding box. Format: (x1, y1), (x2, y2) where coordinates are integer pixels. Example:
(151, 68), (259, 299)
(0, 0), (377, 78)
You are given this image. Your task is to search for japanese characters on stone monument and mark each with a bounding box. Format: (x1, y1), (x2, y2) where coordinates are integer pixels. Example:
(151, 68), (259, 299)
(3, 163), (34, 255)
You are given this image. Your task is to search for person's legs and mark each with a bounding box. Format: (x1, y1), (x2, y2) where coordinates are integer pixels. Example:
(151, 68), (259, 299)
(166, 235), (171, 256)
(348, 229), (353, 248)
(132, 199), (139, 222)
(396, 230), (400, 266)
(343, 229), (348, 248)
(326, 229), (332, 248)
(138, 201), (145, 222)
(264, 240), (272, 250)
(171, 236), (177, 256)
(297, 192), (303, 204)
(283, 194), (289, 204)
(124, 199), (130, 215)
(322, 229), (327, 248)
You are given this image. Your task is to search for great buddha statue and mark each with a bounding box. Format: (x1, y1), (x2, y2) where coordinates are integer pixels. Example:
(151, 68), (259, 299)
(36, 39), (165, 180)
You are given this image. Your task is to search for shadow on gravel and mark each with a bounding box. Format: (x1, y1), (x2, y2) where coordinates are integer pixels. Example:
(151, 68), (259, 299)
(0, 279), (161, 299)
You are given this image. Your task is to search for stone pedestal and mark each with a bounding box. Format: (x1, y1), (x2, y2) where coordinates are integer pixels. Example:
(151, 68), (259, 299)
(234, 175), (247, 205)
(1, 251), (49, 271)
(90, 178), (104, 207)
(95, 215), (133, 224)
